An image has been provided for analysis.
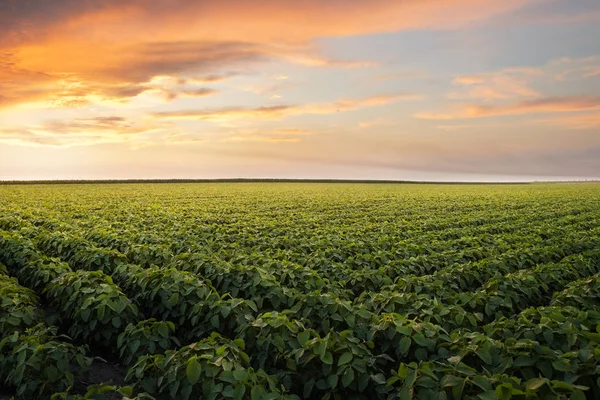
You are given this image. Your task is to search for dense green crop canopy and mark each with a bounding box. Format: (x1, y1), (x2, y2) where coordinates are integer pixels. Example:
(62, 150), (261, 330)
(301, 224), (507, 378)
(0, 182), (600, 399)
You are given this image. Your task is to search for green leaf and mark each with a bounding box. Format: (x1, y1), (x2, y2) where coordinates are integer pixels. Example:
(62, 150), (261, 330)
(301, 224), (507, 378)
(186, 358), (202, 385)
(130, 339), (141, 355)
(398, 336), (411, 355)
(298, 331), (310, 346)
(342, 368), (355, 388)
(371, 373), (387, 385)
(570, 391), (586, 400)
(513, 355), (534, 367)
(496, 384), (513, 400)
(328, 374), (339, 389)
(397, 363), (408, 379)
(233, 384), (246, 400)
(526, 378), (547, 391)
(478, 391), (498, 400)
(315, 341), (327, 358)
(304, 379), (315, 398)
(338, 352), (353, 366)
(97, 304), (106, 321)
(472, 375), (493, 391)
(452, 377), (466, 399)
(399, 387), (412, 400)
(232, 370), (247, 381)
(475, 346), (493, 365)
(119, 386), (134, 397)
(321, 351), (333, 365)
(157, 323), (169, 338)
(46, 365), (60, 382)
(233, 338), (245, 350)
(543, 330), (554, 345)
(415, 348), (427, 361)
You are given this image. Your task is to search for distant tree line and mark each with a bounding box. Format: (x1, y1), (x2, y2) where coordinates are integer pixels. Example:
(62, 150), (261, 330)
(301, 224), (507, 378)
(0, 178), (534, 185)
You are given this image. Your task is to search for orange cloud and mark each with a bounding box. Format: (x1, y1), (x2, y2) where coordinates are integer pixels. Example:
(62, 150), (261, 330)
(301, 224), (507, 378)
(180, 88), (219, 98)
(535, 112), (600, 130)
(1, 1), (537, 46)
(229, 136), (301, 143)
(175, 127), (322, 144)
(549, 56), (600, 81)
(374, 71), (429, 82)
(453, 76), (485, 85)
(166, 137), (206, 145)
(584, 69), (600, 78)
(358, 118), (389, 128)
(0, 116), (172, 147)
(152, 93), (416, 122)
(273, 128), (318, 136)
(0, 0), (536, 110)
(435, 125), (474, 131)
(417, 96), (600, 120)
(449, 68), (542, 100)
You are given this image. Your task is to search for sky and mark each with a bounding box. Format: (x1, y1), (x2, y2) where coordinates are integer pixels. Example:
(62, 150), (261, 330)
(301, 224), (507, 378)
(1, 0), (600, 181)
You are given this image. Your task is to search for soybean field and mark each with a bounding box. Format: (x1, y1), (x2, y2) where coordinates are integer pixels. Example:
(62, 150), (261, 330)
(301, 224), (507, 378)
(1, 182), (600, 400)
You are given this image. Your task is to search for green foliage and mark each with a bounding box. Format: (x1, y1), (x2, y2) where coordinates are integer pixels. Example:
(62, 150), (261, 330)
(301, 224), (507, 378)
(369, 313), (451, 364)
(171, 253), (295, 311)
(14, 256), (71, 291)
(288, 329), (392, 398)
(289, 291), (374, 338)
(0, 324), (95, 399)
(242, 312), (392, 397)
(552, 271), (600, 309)
(187, 294), (258, 340)
(118, 319), (180, 366)
(0, 274), (43, 335)
(50, 384), (152, 400)
(127, 332), (294, 400)
(242, 311), (317, 372)
(37, 232), (90, 260)
(2, 183), (600, 399)
(69, 247), (128, 275)
(117, 265), (215, 325)
(0, 231), (43, 270)
(383, 360), (591, 399)
(44, 270), (141, 346)
(128, 244), (173, 268)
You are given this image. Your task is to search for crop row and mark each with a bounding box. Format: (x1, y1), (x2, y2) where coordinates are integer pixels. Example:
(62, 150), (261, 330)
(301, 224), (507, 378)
(2, 203), (595, 279)
(5, 213), (598, 303)
(5, 225), (600, 338)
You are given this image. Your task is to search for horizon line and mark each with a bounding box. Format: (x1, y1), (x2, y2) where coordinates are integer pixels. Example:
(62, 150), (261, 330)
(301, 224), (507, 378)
(1, 178), (599, 186)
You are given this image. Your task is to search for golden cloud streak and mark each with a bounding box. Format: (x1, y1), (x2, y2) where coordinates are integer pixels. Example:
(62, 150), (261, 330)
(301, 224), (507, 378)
(152, 93), (418, 121)
(417, 96), (600, 120)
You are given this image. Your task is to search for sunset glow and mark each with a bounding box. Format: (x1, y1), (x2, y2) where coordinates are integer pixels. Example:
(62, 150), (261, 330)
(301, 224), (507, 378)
(1, 0), (599, 180)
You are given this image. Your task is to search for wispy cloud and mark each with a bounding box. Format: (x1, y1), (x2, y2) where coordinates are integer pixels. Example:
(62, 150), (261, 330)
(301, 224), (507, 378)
(165, 136), (205, 145)
(0, 0), (537, 112)
(435, 125), (474, 131)
(373, 71), (429, 82)
(153, 93), (418, 122)
(552, 56), (600, 81)
(0, 116), (171, 147)
(534, 112), (600, 130)
(358, 118), (389, 128)
(449, 68), (542, 100)
(0, 0), (538, 46)
(417, 96), (600, 120)
(229, 136), (301, 143)
(203, 127), (322, 144)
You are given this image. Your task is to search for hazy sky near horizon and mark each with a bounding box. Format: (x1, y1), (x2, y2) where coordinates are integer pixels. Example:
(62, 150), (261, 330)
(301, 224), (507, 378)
(1, 0), (600, 181)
